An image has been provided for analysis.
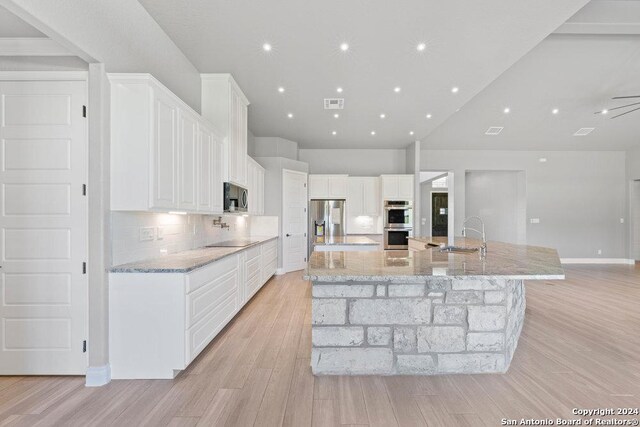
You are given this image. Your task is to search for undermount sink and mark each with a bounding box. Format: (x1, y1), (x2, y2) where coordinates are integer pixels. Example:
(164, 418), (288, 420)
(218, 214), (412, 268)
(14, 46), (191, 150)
(436, 245), (479, 254)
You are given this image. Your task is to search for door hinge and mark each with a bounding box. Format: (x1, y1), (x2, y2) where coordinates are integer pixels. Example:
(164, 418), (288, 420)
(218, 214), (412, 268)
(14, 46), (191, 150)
(304, 183), (307, 187)
(82, 262), (87, 274)
(304, 257), (307, 262)
(82, 105), (87, 118)
(82, 340), (87, 353)
(82, 184), (87, 196)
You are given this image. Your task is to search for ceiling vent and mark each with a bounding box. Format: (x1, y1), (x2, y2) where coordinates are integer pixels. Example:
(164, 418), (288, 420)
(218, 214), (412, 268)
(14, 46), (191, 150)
(485, 126), (503, 135)
(324, 98), (344, 110)
(574, 127), (594, 136)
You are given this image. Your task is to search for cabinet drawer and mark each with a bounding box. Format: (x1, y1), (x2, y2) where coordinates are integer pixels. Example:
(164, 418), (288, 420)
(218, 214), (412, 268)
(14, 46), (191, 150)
(262, 239), (277, 253)
(246, 245), (261, 261)
(186, 254), (237, 294)
(186, 292), (237, 363)
(246, 255), (261, 280)
(186, 269), (238, 328)
(262, 257), (277, 283)
(245, 269), (262, 301)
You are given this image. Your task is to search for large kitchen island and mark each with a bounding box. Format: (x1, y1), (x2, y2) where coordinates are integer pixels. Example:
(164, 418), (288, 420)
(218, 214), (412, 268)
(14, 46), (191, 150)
(305, 237), (564, 375)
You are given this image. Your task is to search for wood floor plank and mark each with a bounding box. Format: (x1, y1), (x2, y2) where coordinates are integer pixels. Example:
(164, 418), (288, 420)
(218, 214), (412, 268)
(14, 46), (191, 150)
(360, 376), (398, 427)
(282, 358), (314, 427)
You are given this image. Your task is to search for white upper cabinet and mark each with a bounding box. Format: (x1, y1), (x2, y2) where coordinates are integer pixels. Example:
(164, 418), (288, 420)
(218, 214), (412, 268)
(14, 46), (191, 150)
(347, 177), (380, 216)
(247, 157), (265, 215)
(201, 74), (250, 188)
(109, 74), (224, 213)
(178, 110), (198, 211)
(380, 174), (414, 201)
(309, 174), (348, 199)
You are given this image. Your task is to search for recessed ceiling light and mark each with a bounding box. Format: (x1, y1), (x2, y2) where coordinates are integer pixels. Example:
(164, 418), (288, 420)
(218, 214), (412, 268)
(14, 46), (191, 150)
(426, 114), (432, 119)
(417, 43), (426, 52)
(336, 87), (343, 93)
(409, 131), (414, 136)
(333, 113), (339, 118)
(503, 107), (511, 114)
(451, 87), (459, 94)
(574, 127), (594, 136)
(371, 131), (376, 136)
(263, 43), (272, 52)
(601, 109), (608, 115)
(287, 113), (293, 118)
(332, 131), (337, 135)
(552, 108), (559, 115)
(380, 113), (386, 119)
(539, 158), (548, 163)
(340, 43), (349, 51)
(394, 87), (401, 93)
(278, 87), (285, 93)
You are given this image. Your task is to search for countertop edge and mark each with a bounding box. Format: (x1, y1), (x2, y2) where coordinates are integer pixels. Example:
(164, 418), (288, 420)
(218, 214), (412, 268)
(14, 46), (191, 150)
(303, 274), (566, 282)
(109, 236), (278, 274)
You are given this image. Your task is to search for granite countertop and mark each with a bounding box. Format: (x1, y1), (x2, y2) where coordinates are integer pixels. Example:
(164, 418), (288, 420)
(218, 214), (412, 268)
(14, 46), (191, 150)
(110, 236), (278, 274)
(313, 235), (380, 246)
(305, 236), (564, 282)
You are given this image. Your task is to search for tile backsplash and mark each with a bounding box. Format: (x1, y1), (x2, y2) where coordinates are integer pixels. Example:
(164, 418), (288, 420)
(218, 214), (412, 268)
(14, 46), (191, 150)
(111, 212), (278, 266)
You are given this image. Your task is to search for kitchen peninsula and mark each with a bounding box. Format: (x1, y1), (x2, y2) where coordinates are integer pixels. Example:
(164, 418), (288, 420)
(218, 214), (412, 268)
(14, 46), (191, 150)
(305, 238), (564, 375)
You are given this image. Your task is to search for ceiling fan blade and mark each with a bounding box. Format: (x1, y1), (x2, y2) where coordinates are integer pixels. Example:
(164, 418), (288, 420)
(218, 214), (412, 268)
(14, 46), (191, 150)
(611, 106), (640, 119)
(594, 101), (640, 114)
(612, 95), (640, 99)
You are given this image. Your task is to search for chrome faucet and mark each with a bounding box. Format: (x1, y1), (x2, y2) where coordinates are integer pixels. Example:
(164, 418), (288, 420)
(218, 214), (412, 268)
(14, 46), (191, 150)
(461, 216), (487, 257)
(212, 216), (229, 230)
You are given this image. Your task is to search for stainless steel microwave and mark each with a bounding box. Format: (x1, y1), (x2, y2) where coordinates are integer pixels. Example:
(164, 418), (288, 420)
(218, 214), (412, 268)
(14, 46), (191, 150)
(223, 182), (248, 213)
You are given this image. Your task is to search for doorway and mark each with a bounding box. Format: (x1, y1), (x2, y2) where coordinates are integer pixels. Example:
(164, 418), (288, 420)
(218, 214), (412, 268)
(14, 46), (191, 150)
(0, 77), (88, 374)
(282, 169), (308, 272)
(431, 192), (448, 237)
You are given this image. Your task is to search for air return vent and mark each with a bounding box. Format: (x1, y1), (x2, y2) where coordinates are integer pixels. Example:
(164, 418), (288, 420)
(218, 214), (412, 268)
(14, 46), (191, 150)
(485, 126), (503, 135)
(574, 127), (594, 136)
(324, 98), (344, 109)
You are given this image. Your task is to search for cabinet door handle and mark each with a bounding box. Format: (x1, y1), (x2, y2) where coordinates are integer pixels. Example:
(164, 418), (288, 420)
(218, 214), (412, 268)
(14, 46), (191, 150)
(286, 233), (291, 237)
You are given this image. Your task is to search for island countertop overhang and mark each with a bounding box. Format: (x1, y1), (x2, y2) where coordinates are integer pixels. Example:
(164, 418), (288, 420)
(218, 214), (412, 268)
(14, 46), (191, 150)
(305, 237), (565, 282)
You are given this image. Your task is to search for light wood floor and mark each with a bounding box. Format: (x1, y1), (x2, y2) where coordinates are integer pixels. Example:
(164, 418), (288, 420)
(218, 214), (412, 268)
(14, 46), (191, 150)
(1, 265), (639, 426)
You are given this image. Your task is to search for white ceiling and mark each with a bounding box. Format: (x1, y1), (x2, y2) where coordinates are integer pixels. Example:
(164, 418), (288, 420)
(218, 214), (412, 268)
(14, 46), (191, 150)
(0, 5), (44, 37)
(425, 33), (640, 151)
(138, 0), (589, 149)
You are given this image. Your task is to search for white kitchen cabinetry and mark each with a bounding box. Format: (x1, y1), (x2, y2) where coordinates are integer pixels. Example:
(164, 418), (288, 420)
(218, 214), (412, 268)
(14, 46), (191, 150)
(109, 238), (278, 379)
(201, 74), (250, 187)
(347, 177), (380, 216)
(110, 74), (224, 213)
(247, 157), (265, 215)
(380, 174), (414, 200)
(309, 174), (348, 199)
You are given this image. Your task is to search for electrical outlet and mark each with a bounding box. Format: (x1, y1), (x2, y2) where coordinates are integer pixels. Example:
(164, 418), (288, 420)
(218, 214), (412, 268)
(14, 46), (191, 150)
(597, 249), (602, 255)
(157, 227), (165, 240)
(139, 227), (155, 242)
(530, 218), (540, 224)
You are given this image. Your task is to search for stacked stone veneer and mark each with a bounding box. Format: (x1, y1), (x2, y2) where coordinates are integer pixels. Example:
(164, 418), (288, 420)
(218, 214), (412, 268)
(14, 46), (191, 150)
(311, 278), (525, 375)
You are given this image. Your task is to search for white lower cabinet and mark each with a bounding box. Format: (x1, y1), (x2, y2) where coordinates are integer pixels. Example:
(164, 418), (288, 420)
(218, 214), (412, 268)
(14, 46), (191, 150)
(109, 238), (278, 379)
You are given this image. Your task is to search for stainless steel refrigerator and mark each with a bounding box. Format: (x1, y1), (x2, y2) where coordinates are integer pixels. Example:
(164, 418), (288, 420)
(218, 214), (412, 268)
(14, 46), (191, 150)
(309, 199), (346, 254)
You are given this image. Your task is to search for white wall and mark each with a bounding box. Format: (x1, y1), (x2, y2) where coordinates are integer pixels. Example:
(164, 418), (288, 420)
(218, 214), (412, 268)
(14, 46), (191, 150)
(421, 150), (627, 259)
(465, 171), (526, 245)
(1, 0), (201, 111)
(627, 147), (640, 181)
(299, 149), (406, 175)
(626, 147), (640, 260)
(252, 137), (299, 160)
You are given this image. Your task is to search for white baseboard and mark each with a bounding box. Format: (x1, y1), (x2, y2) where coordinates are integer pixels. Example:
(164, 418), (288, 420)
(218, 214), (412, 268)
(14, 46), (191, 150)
(560, 258), (635, 265)
(275, 268), (286, 275)
(85, 364), (111, 387)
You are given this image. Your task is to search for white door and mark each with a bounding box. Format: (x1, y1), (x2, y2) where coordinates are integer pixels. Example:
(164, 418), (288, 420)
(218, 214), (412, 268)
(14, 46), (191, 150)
(282, 169), (308, 272)
(0, 79), (87, 374)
